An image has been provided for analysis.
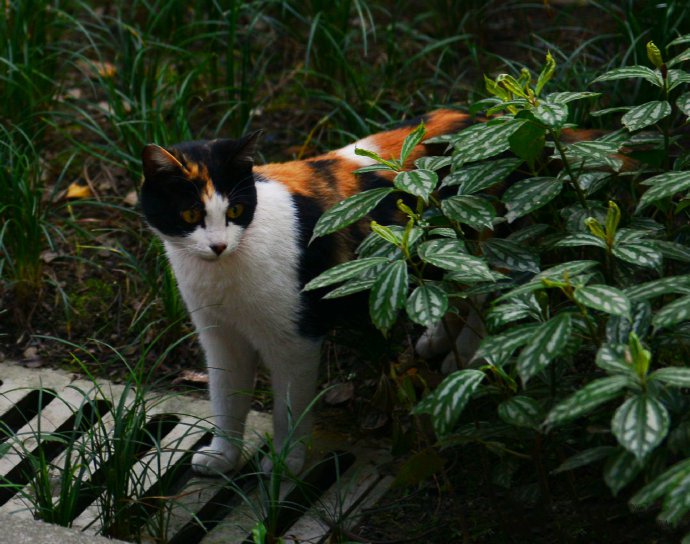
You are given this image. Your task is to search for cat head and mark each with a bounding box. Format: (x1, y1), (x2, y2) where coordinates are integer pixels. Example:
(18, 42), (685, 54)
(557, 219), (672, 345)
(140, 131), (261, 260)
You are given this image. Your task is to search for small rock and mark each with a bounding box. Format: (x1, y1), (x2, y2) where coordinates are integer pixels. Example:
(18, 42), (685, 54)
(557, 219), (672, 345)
(123, 190), (138, 207)
(23, 346), (38, 360)
(22, 346), (43, 368)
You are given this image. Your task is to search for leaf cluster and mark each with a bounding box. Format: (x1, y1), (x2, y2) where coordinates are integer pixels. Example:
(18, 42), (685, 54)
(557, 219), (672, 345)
(308, 37), (690, 531)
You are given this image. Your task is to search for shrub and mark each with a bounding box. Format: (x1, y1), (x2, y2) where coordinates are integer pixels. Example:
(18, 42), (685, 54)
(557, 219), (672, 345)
(307, 37), (690, 533)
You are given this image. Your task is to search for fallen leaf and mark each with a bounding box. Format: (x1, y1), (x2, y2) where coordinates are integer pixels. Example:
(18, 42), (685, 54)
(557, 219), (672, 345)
(95, 61), (117, 78)
(78, 59), (117, 79)
(324, 382), (354, 405)
(65, 181), (92, 199)
(66, 88), (82, 99)
(40, 250), (59, 264)
(172, 370), (209, 386)
(360, 410), (388, 430)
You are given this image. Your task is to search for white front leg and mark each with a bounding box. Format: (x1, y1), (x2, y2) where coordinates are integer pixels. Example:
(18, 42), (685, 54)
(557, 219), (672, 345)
(192, 324), (259, 475)
(261, 339), (322, 474)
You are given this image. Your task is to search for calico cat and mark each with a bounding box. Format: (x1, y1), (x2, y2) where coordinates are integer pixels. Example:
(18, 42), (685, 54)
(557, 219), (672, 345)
(140, 110), (470, 475)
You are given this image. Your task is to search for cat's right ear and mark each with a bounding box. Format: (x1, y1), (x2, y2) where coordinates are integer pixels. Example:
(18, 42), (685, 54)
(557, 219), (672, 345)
(142, 145), (184, 179)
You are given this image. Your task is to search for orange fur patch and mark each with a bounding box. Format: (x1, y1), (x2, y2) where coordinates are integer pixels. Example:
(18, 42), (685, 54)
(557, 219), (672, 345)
(256, 110), (470, 199)
(368, 109), (471, 169)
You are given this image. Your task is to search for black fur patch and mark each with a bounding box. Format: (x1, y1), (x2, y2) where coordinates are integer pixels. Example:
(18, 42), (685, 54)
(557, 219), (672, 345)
(141, 136), (258, 235)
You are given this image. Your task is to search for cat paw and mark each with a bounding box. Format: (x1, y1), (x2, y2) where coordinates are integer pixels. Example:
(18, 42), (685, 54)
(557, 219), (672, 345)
(260, 443), (306, 475)
(191, 445), (240, 476)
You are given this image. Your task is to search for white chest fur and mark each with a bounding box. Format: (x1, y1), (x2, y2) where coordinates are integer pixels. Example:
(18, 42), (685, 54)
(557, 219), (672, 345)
(164, 179), (303, 345)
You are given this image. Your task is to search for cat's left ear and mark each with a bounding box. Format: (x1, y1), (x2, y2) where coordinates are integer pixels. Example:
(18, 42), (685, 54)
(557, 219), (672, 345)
(236, 130), (263, 164)
(215, 130), (263, 165)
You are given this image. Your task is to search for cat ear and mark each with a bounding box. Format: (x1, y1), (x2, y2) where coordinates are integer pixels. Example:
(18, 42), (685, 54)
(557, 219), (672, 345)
(142, 144), (184, 178)
(213, 130), (264, 165)
(235, 130), (263, 164)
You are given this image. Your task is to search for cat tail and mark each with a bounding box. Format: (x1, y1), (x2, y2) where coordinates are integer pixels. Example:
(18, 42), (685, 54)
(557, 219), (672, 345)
(363, 108), (471, 169)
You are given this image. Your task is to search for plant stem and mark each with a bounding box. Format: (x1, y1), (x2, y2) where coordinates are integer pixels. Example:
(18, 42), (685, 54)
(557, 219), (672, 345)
(551, 130), (589, 210)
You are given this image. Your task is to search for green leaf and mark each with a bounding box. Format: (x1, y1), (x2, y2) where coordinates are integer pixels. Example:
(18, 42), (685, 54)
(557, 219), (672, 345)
(604, 449), (641, 496)
(677, 92), (690, 117)
(369, 260), (408, 332)
(612, 242), (663, 270)
(508, 121), (546, 169)
(535, 51), (556, 95)
(612, 395), (670, 461)
(574, 285), (631, 318)
(414, 155), (452, 171)
(413, 369), (485, 436)
(311, 187), (395, 241)
(621, 100), (672, 131)
(669, 47), (690, 68)
(474, 324), (540, 366)
(496, 73), (529, 98)
(546, 91), (601, 103)
(655, 474), (690, 526)
(668, 69), (690, 91)
(554, 233), (608, 250)
(503, 177), (563, 223)
(629, 458), (690, 509)
(605, 301), (652, 344)
(552, 446), (616, 474)
(636, 171), (690, 212)
(656, 240), (690, 263)
(442, 158), (522, 194)
(506, 223), (551, 244)
(532, 100), (568, 128)
(406, 284), (448, 327)
(669, 34), (690, 48)
(596, 344), (633, 375)
(495, 260), (601, 303)
(498, 396), (542, 429)
(354, 147), (399, 170)
(418, 239), (493, 280)
(303, 256), (389, 291)
(566, 140), (621, 161)
(651, 367), (690, 388)
(441, 195), (496, 231)
(590, 106), (632, 118)
(652, 294), (690, 331)
(483, 238), (540, 273)
(486, 302), (533, 330)
(580, 172), (613, 195)
(545, 375), (630, 427)
(370, 222), (400, 245)
(394, 169), (438, 202)
(353, 164), (397, 174)
(517, 313), (573, 384)
(400, 122), (426, 163)
(323, 277), (376, 299)
(451, 119), (526, 165)
(625, 274), (690, 301)
(591, 65), (663, 87)
(536, 260), (600, 281)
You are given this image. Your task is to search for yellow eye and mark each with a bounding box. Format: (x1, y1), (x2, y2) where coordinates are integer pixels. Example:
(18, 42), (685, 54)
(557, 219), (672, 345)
(180, 208), (203, 224)
(226, 203), (244, 220)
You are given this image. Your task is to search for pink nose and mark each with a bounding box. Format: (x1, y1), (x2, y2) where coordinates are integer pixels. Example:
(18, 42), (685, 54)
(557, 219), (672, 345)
(210, 243), (227, 256)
